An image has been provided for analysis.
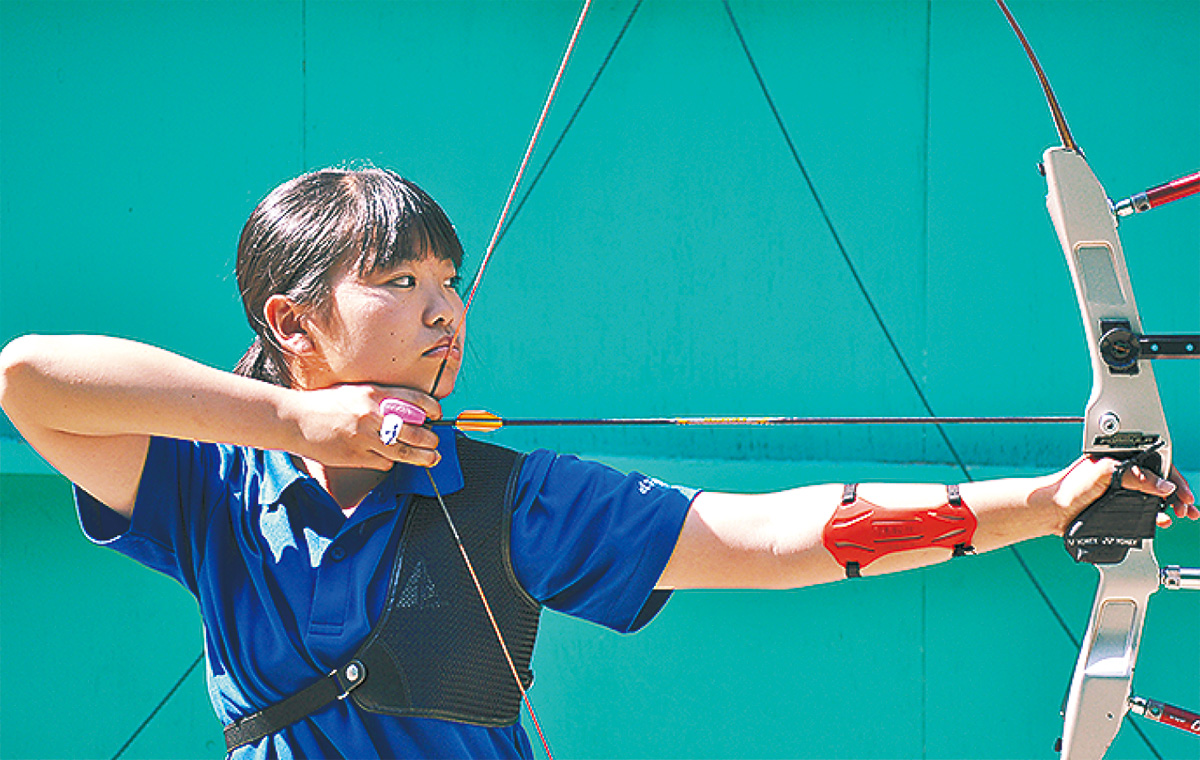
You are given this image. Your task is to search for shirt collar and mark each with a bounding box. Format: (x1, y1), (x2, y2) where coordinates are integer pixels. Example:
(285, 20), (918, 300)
(388, 427), (464, 497)
(256, 427), (464, 507)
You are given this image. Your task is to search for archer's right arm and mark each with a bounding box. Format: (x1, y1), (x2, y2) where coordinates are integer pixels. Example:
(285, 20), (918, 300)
(0, 335), (439, 517)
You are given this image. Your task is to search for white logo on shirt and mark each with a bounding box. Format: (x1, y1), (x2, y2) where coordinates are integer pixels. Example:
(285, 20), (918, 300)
(637, 477), (668, 495)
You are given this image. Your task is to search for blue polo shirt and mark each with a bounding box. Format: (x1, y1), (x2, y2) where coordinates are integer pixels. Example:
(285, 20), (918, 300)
(75, 429), (694, 759)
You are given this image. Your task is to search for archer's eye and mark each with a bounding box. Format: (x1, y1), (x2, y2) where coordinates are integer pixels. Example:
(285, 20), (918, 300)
(387, 275), (416, 289)
(446, 275), (463, 290)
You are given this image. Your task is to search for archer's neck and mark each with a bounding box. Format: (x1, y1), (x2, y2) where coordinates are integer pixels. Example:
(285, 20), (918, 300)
(298, 457), (389, 516)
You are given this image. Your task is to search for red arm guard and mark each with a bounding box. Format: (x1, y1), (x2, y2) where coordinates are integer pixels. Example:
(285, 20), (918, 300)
(822, 484), (977, 578)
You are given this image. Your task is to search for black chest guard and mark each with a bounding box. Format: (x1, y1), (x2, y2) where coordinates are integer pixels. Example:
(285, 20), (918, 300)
(350, 436), (540, 723)
(224, 437), (541, 751)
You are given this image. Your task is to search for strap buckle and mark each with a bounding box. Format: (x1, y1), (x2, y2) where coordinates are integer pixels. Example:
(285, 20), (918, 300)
(336, 659), (367, 700)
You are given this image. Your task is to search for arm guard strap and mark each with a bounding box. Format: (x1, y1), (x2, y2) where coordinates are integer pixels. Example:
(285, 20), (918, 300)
(823, 484), (977, 579)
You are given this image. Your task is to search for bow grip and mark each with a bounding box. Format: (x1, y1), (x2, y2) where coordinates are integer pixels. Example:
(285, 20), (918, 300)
(1063, 449), (1164, 565)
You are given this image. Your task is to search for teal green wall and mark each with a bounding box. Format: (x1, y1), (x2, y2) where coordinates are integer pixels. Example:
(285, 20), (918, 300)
(1, 1), (1197, 758)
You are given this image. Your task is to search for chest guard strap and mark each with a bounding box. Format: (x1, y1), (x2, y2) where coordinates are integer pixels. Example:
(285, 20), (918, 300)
(224, 437), (539, 752)
(823, 483), (977, 578)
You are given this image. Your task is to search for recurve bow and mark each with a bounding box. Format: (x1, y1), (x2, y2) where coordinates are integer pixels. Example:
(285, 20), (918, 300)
(996, 2), (1200, 757)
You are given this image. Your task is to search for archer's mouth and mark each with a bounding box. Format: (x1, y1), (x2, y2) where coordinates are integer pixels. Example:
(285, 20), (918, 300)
(423, 338), (462, 361)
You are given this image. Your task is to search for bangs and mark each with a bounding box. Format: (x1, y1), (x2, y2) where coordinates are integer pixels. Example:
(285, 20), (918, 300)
(350, 170), (465, 277)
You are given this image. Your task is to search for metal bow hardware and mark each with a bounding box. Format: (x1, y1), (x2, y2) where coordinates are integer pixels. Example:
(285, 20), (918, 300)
(995, 2), (1200, 758)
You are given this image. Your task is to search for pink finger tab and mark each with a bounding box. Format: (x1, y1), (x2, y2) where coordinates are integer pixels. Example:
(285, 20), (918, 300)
(380, 398), (427, 425)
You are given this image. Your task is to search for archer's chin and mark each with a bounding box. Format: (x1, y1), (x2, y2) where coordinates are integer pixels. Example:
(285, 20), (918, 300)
(431, 368), (460, 400)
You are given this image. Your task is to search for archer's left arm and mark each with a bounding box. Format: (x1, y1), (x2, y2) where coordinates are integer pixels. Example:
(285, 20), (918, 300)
(657, 459), (1194, 591)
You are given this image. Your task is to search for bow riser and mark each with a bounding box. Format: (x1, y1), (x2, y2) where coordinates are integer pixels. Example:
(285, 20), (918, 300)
(1043, 148), (1172, 475)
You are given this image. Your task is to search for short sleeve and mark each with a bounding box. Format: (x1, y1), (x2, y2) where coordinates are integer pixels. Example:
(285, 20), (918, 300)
(509, 451), (695, 633)
(75, 436), (228, 592)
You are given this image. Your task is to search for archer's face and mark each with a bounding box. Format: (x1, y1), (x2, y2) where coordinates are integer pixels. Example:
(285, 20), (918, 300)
(303, 254), (465, 397)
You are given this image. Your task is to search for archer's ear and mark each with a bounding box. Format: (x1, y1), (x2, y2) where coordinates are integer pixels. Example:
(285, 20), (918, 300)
(262, 294), (315, 356)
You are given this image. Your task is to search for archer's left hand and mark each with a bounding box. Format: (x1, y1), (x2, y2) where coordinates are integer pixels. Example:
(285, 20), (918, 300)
(1153, 464), (1198, 526)
(1052, 457), (1198, 533)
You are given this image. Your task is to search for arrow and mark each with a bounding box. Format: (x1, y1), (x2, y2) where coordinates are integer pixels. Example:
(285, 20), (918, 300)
(432, 410), (1084, 434)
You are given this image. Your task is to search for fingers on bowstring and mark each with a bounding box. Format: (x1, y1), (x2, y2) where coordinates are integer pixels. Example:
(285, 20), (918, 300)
(375, 415), (441, 469)
(375, 431), (441, 468)
(387, 441), (442, 468)
(379, 413), (406, 446)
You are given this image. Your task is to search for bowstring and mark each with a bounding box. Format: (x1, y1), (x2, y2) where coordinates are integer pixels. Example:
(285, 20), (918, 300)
(423, 469), (554, 754)
(422, 2), (595, 758)
(430, 0), (595, 397)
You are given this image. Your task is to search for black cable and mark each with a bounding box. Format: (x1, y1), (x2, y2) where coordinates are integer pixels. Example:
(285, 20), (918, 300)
(493, 0), (645, 252)
(720, 0), (971, 480)
(111, 651), (205, 760)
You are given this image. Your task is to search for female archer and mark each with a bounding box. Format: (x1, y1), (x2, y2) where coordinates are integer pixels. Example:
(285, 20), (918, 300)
(0, 167), (1193, 759)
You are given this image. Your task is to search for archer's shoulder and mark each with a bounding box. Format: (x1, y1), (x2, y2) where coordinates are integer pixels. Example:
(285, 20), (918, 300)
(513, 447), (698, 505)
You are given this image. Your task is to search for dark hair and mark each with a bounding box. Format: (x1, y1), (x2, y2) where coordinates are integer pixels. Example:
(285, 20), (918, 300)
(233, 168), (464, 386)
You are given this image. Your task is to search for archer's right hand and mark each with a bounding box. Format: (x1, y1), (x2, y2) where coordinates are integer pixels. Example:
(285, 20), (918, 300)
(285, 384), (443, 470)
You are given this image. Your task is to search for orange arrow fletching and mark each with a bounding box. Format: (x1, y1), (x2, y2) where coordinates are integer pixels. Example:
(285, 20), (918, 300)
(454, 410), (505, 433)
